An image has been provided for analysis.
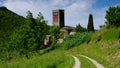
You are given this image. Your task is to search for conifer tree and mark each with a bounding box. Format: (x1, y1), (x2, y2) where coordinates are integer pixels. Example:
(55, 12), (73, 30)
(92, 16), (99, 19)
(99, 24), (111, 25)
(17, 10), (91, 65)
(87, 14), (94, 31)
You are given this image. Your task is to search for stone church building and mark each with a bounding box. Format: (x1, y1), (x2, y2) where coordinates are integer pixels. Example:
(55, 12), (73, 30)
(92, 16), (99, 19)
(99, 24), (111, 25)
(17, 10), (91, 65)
(52, 9), (75, 38)
(44, 9), (75, 45)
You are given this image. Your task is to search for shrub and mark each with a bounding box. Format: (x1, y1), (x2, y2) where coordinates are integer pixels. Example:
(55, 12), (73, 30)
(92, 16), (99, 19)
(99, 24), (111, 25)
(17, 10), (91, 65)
(58, 32), (93, 50)
(75, 24), (87, 32)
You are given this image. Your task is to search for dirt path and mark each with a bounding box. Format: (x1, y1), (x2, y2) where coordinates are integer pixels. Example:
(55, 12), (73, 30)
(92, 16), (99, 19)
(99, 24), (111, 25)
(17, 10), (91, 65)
(80, 55), (104, 68)
(72, 56), (81, 68)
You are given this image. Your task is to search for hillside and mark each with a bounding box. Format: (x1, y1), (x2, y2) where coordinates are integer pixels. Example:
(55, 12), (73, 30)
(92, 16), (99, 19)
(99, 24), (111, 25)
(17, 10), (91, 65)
(0, 27), (120, 68)
(0, 6), (120, 68)
(68, 27), (120, 68)
(0, 7), (25, 43)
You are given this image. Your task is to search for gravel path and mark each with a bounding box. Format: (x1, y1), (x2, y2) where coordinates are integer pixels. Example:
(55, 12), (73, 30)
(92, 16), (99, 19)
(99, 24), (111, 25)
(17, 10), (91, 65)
(80, 55), (104, 68)
(72, 56), (81, 68)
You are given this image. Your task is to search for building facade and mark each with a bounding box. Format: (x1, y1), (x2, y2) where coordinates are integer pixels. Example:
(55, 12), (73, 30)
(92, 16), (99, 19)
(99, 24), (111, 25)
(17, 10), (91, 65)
(52, 9), (65, 28)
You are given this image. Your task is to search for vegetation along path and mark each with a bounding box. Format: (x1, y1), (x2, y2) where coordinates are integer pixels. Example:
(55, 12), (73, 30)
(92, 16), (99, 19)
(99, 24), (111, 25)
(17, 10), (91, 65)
(72, 56), (81, 68)
(79, 55), (104, 68)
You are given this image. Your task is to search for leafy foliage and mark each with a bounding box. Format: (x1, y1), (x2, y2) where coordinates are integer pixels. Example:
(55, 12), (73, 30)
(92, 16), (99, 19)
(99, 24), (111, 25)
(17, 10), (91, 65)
(0, 7), (26, 60)
(10, 11), (48, 58)
(75, 24), (87, 32)
(58, 32), (93, 50)
(87, 14), (94, 31)
(49, 26), (60, 45)
(0, 7), (25, 42)
(105, 6), (120, 27)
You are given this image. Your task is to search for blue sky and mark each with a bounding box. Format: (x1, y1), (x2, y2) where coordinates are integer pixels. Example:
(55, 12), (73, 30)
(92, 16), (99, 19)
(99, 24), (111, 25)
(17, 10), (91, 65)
(93, 0), (120, 9)
(0, 0), (120, 29)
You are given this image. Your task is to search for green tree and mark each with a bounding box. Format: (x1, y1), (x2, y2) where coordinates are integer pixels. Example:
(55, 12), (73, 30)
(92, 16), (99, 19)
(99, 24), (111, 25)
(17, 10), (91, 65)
(49, 26), (60, 45)
(87, 14), (94, 31)
(75, 24), (86, 32)
(35, 12), (48, 49)
(105, 6), (120, 27)
(10, 11), (48, 58)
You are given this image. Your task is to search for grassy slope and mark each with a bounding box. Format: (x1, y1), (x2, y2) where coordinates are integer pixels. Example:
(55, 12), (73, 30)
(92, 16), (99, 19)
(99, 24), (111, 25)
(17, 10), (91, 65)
(0, 49), (74, 68)
(68, 27), (120, 68)
(0, 7), (25, 43)
(0, 7), (74, 68)
(77, 56), (96, 68)
(0, 27), (120, 68)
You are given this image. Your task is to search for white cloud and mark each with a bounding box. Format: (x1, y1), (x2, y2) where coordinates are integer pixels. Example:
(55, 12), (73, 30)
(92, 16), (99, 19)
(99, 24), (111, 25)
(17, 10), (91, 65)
(2, 0), (109, 29)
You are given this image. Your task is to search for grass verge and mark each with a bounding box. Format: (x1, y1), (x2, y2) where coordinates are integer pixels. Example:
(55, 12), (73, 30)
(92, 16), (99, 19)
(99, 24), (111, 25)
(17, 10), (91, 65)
(77, 55), (96, 68)
(0, 50), (74, 68)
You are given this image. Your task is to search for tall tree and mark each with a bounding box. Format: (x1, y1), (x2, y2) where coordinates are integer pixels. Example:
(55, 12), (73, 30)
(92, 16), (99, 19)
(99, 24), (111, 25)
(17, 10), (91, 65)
(87, 14), (94, 31)
(35, 12), (48, 49)
(10, 11), (48, 58)
(105, 6), (120, 27)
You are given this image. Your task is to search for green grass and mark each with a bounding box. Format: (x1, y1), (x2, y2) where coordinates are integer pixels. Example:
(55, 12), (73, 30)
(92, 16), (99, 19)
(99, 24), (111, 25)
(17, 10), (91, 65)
(1, 27), (120, 68)
(68, 40), (120, 68)
(77, 55), (96, 68)
(0, 50), (74, 68)
(91, 27), (120, 41)
(68, 27), (120, 68)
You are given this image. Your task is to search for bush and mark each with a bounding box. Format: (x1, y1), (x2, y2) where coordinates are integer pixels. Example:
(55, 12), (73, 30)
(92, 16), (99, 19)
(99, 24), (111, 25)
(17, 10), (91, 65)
(58, 32), (93, 50)
(75, 24), (87, 32)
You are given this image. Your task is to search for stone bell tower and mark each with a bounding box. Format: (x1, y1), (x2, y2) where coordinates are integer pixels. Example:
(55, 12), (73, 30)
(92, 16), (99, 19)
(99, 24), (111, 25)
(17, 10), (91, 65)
(52, 9), (65, 28)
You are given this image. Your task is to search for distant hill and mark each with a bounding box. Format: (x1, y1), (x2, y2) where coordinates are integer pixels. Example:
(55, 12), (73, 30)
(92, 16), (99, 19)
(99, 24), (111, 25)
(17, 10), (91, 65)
(0, 6), (25, 43)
